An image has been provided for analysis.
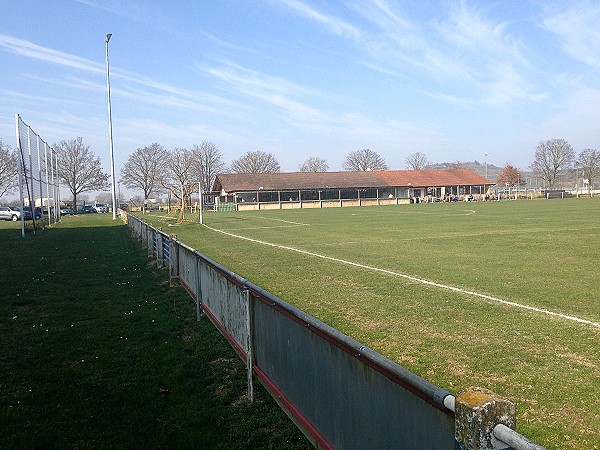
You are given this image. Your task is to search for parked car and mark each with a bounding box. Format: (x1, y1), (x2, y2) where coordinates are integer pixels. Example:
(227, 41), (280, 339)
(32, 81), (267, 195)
(0, 206), (31, 221)
(93, 203), (108, 213)
(77, 205), (97, 214)
(23, 206), (42, 220)
(60, 206), (74, 215)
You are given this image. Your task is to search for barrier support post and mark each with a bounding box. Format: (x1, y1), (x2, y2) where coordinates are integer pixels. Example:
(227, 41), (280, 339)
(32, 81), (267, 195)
(455, 387), (516, 450)
(195, 254), (202, 321)
(169, 235), (179, 287)
(156, 232), (164, 267)
(148, 228), (154, 258)
(244, 288), (254, 402)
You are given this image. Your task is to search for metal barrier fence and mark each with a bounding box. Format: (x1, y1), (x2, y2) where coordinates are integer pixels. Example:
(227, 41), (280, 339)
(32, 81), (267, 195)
(126, 213), (546, 450)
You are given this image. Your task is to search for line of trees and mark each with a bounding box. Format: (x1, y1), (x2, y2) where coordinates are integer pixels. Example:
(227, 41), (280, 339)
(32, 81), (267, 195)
(0, 139), (18, 198)
(2, 134), (599, 204)
(494, 140), (599, 192)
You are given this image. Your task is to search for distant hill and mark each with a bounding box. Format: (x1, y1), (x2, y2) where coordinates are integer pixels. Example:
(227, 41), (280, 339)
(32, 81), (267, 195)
(426, 160), (502, 181)
(425, 161), (520, 183)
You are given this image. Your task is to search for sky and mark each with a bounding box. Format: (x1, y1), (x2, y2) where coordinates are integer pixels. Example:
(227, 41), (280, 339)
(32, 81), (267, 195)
(2, 0), (600, 190)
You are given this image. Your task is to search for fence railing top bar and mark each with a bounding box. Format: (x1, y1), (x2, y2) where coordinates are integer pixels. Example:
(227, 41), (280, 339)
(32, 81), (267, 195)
(193, 246), (250, 288)
(170, 237), (196, 254)
(493, 424), (547, 450)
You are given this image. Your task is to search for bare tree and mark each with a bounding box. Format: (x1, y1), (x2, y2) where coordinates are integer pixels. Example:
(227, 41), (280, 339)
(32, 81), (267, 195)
(54, 137), (109, 210)
(0, 138), (18, 198)
(193, 141), (226, 192)
(578, 148), (600, 194)
(299, 156), (329, 172)
(405, 152), (429, 170)
(496, 164), (523, 187)
(230, 151), (280, 173)
(343, 149), (388, 171)
(120, 143), (167, 205)
(95, 192), (113, 204)
(161, 147), (198, 222)
(530, 139), (575, 188)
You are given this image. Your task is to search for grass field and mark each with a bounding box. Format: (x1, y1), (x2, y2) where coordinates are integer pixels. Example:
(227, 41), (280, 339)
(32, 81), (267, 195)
(0, 215), (310, 449)
(140, 197), (600, 450)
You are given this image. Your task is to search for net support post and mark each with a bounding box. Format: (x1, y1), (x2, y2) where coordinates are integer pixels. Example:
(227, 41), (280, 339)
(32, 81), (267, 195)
(455, 387), (515, 450)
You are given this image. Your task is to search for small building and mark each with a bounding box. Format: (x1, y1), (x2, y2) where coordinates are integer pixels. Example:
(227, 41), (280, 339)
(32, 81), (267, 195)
(212, 169), (493, 211)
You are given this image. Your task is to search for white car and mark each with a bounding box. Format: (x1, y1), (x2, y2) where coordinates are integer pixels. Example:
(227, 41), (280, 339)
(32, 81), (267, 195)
(93, 203), (109, 213)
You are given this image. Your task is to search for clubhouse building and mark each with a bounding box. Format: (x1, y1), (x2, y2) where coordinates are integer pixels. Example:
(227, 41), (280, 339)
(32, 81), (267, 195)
(212, 169), (493, 211)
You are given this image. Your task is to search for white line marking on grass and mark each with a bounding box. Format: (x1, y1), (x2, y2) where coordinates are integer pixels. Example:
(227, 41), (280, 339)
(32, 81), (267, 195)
(226, 225), (309, 231)
(254, 216), (309, 226)
(224, 216), (310, 231)
(203, 224), (600, 329)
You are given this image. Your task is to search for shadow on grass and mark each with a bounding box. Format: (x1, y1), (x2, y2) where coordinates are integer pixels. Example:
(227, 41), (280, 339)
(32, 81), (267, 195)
(0, 215), (310, 449)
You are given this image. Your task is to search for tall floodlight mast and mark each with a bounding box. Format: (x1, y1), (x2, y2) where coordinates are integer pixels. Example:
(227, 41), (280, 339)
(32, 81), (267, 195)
(105, 33), (117, 219)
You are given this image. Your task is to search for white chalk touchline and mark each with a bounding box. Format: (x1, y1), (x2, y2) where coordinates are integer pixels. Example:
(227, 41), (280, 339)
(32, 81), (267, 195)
(203, 224), (600, 329)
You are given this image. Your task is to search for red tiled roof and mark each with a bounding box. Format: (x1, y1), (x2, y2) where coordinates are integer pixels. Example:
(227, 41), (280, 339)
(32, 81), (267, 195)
(213, 169), (492, 193)
(214, 171), (384, 192)
(373, 168), (491, 187)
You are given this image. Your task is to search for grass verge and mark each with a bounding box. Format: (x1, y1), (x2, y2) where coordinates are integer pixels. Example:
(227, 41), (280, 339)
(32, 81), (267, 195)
(0, 214), (310, 449)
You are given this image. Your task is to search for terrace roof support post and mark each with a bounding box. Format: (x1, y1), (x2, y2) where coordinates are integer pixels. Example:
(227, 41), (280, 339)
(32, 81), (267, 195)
(454, 387), (516, 450)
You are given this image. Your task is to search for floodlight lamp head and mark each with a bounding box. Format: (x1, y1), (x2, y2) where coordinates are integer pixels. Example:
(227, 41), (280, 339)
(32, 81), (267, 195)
(106, 33), (112, 43)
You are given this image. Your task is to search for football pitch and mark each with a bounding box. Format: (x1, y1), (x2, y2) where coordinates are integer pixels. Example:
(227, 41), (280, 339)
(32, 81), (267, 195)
(142, 197), (599, 449)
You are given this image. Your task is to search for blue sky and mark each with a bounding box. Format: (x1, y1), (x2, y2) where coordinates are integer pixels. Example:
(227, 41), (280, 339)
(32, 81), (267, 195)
(2, 0), (600, 180)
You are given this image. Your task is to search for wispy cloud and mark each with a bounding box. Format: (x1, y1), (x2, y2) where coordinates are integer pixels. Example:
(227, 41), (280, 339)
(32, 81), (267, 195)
(200, 59), (440, 158)
(276, 0), (362, 40)
(0, 34), (104, 74)
(541, 3), (600, 70)
(276, 0), (544, 106)
(201, 61), (317, 98)
(0, 34), (248, 119)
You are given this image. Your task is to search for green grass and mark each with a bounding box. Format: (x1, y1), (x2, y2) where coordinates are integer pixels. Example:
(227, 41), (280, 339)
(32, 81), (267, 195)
(140, 198), (600, 450)
(0, 214), (311, 449)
